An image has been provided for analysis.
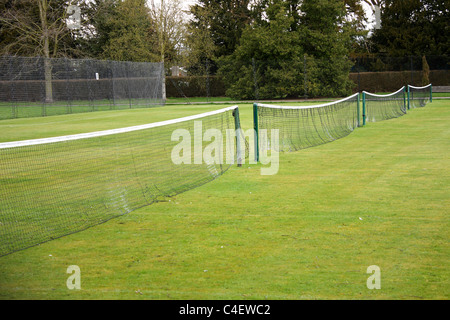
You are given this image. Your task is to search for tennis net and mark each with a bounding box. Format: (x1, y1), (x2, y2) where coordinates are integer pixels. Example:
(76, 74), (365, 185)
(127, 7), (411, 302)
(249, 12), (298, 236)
(0, 106), (243, 257)
(408, 84), (432, 108)
(254, 93), (360, 154)
(362, 87), (406, 123)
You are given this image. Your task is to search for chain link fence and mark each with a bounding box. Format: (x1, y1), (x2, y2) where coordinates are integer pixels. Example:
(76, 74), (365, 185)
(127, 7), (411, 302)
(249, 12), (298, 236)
(0, 56), (164, 120)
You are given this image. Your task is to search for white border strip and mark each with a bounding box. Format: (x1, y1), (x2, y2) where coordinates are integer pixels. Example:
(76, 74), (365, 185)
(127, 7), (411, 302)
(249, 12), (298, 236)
(363, 86), (405, 98)
(408, 84), (431, 90)
(0, 106), (238, 149)
(257, 92), (359, 110)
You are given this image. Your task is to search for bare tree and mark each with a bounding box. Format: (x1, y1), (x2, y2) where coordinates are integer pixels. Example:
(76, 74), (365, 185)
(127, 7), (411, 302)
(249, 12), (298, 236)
(0, 0), (78, 102)
(149, 0), (187, 99)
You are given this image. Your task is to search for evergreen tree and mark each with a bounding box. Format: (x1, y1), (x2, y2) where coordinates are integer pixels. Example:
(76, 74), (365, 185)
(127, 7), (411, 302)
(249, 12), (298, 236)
(421, 55), (430, 86)
(186, 0), (251, 73)
(99, 0), (159, 62)
(218, 0), (355, 99)
(300, 0), (354, 97)
(218, 0), (305, 99)
(370, 0), (449, 56)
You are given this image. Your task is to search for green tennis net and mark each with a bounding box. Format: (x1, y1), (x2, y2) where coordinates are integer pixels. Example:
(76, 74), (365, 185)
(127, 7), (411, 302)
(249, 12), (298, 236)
(408, 84), (432, 108)
(363, 87), (406, 123)
(255, 93), (359, 153)
(0, 106), (243, 257)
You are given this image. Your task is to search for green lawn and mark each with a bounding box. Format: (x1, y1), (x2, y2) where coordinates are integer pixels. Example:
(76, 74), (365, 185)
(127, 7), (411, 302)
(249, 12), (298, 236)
(0, 99), (448, 300)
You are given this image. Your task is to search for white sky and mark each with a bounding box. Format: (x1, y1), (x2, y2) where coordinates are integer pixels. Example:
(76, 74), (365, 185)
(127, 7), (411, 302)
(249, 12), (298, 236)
(361, 2), (376, 29)
(149, 0), (198, 11)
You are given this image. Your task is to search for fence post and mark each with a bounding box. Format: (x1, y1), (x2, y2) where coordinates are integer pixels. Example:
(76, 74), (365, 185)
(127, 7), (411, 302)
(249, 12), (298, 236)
(205, 59), (210, 102)
(410, 55), (414, 85)
(8, 56), (18, 119)
(65, 58), (72, 114)
(111, 61), (117, 108)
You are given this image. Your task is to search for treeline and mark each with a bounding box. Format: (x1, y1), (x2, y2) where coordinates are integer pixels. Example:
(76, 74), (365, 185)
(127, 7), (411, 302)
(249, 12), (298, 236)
(0, 0), (448, 99)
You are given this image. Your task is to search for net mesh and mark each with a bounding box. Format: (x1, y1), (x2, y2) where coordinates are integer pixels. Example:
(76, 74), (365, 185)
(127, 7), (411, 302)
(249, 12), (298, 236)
(408, 84), (431, 108)
(363, 87), (406, 123)
(0, 56), (164, 120)
(0, 106), (242, 257)
(257, 93), (359, 152)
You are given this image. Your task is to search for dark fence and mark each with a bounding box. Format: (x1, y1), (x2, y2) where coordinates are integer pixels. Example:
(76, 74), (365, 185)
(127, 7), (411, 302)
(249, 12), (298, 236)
(166, 76), (225, 98)
(0, 56), (164, 119)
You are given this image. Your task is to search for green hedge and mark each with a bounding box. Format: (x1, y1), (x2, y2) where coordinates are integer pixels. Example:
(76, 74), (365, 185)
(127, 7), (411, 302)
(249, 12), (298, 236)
(349, 70), (449, 93)
(165, 70), (449, 98)
(165, 76), (226, 98)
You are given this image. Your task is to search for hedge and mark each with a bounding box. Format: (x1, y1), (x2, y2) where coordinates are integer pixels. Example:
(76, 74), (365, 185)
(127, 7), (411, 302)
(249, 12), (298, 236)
(349, 70), (449, 93)
(166, 70), (448, 98)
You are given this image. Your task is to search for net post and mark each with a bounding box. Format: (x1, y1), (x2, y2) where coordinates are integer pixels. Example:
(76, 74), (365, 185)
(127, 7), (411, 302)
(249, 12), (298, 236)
(253, 103), (259, 163)
(407, 85), (410, 110)
(233, 107), (242, 167)
(404, 86), (407, 111)
(362, 91), (366, 126)
(430, 84), (433, 103)
(357, 92), (361, 127)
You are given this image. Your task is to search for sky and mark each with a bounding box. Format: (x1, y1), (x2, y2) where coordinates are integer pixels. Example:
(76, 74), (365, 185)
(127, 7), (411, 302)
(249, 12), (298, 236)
(149, 0), (198, 11)
(361, 2), (377, 29)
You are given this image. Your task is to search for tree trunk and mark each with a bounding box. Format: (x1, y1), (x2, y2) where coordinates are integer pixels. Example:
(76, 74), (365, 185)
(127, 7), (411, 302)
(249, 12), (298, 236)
(160, 0), (166, 101)
(39, 0), (53, 103)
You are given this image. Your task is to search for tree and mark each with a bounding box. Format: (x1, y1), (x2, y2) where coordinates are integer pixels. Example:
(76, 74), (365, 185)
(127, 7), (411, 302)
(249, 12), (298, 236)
(186, 0), (251, 73)
(299, 0), (355, 97)
(369, 0), (449, 56)
(78, 0), (118, 58)
(0, 0), (82, 102)
(0, 0), (78, 58)
(183, 18), (216, 75)
(421, 55), (430, 86)
(99, 0), (158, 62)
(218, 0), (305, 99)
(149, 0), (186, 66)
(218, 0), (355, 99)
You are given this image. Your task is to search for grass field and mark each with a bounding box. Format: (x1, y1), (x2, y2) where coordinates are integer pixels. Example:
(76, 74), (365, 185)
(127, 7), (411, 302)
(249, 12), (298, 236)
(0, 97), (448, 300)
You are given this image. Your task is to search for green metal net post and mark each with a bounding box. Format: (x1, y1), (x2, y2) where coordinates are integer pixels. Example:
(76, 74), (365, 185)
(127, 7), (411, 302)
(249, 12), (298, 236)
(407, 85), (411, 110)
(404, 86), (408, 110)
(233, 107), (242, 167)
(362, 92), (366, 126)
(253, 103), (259, 163)
(357, 93), (361, 127)
(430, 84), (433, 103)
